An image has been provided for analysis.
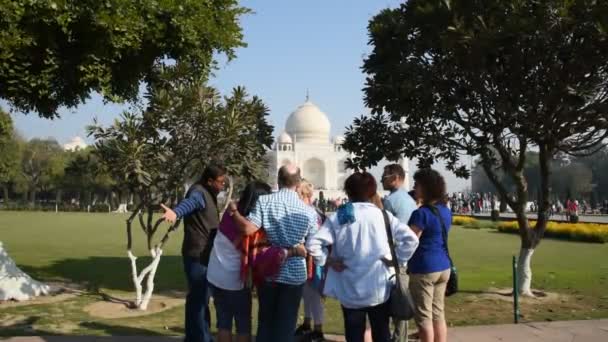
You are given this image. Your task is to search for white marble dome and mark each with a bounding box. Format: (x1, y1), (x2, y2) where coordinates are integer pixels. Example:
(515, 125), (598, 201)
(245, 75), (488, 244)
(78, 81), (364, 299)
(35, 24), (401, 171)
(278, 131), (293, 144)
(334, 135), (345, 145)
(285, 101), (331, 143)
(63, 136), (87, 151)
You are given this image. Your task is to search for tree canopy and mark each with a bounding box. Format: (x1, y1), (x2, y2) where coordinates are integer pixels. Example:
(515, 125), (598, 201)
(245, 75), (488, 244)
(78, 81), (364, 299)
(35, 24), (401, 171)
(344, 0), (608, 295)
(20, 138), (65, 203)
(0, 109), (20, 187)
(0, 0), (248, 118)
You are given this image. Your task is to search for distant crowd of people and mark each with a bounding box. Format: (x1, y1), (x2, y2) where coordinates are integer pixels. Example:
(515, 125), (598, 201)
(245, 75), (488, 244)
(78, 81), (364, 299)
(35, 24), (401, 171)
(449, 192), (608, 217)
(160, 163), (453, 342)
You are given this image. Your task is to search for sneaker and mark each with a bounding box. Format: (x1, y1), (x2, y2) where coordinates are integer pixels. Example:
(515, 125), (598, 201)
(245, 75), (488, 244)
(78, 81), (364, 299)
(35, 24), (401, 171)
(309, 331), (325, 342)
(295, 324), (312, 336)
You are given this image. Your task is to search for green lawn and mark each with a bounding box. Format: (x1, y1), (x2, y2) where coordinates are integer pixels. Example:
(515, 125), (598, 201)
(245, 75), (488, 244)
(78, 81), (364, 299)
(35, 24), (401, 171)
(1, 211), (608, 336)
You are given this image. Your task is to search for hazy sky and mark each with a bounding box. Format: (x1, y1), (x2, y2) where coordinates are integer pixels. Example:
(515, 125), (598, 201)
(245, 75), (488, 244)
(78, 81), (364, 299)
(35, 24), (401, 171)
(7, 0), (471, 192)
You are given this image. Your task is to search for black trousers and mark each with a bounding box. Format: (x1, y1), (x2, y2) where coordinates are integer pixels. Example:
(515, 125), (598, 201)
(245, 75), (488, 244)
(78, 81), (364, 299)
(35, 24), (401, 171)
(341, 300), (391, 342)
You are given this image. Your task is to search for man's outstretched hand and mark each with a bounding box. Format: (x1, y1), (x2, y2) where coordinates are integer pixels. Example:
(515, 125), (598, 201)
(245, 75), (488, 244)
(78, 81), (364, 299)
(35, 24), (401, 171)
(160, 204), (177, 224)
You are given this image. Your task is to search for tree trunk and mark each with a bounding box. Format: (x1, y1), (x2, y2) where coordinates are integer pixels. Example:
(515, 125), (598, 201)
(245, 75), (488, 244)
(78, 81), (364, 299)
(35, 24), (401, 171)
(517, 247), (535, 297)
(126, 211), (180, 310)
(139, 248), (163, 310)
(514, 202), (539, 297)
(2, 185), (9, 206)
(220, 176), (234, 216)
(499, 193), (508, 212)
(30, 189), (37, 205)
(55, 189), (62, 213)
(515, 144), (552, 296)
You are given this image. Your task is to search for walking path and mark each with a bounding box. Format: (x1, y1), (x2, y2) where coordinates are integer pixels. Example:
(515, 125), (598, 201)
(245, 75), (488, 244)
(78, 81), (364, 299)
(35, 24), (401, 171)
(473, 212), (608, 224)
(3, 319), (608, 342)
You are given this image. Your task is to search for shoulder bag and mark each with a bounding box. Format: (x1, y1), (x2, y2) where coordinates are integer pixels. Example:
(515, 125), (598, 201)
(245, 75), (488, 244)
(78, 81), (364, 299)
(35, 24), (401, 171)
(426, 205), (458, 296)
(382, 210), (415, 320)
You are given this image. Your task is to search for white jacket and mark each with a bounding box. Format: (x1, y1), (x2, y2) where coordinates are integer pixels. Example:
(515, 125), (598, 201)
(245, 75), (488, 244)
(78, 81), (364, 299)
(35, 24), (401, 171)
(306, 202), (419, 309)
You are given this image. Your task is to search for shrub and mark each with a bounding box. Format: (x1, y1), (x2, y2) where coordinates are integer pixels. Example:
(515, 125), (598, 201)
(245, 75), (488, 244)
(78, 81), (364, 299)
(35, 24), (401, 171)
(452, 215), (497, 229)
(453, 215), (478, 226)
(497, 220), (608, 243)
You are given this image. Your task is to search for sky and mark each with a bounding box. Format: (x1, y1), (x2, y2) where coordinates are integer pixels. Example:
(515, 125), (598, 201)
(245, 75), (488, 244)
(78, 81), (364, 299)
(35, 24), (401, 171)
(8, 0), (471, 192)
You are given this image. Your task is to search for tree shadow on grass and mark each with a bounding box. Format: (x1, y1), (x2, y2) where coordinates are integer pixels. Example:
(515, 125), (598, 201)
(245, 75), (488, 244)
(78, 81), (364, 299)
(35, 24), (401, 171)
(19, 256), (187, 294)
(0, 315), (175, 339)
(79, 321), (169, 336)
(458, 289), (513, 296)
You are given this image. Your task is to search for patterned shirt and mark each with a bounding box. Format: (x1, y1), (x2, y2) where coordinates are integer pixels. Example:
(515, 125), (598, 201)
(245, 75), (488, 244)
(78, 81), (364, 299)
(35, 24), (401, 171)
(248, 188), (319, 285)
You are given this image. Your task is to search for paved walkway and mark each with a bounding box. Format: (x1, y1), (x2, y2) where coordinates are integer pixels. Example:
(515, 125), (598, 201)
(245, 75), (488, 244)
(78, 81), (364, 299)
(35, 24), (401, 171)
(2, 319), (608, 342)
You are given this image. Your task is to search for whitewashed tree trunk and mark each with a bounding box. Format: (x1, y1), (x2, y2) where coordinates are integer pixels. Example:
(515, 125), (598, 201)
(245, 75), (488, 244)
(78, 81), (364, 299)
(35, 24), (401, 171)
(220, 176), (234, 216)
(139, 248), (163, 310)
(127, 250), (143, 307)
(517, 248), (535, 297)
(127, 248), (166, 310)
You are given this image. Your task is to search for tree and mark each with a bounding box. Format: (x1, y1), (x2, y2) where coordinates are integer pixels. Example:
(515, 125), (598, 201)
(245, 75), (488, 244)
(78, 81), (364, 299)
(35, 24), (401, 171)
(88, 65), (273, 310)
(0, 109), (21, 204)
(344, 0), (608, 296)
(0, 108), (10, 143)
(578, 147), (608, 203)
(551, 160), (593, 201)
(0, 0), (248, 118)
(62, 147), (115, 210)
(20, 139), (65, 205)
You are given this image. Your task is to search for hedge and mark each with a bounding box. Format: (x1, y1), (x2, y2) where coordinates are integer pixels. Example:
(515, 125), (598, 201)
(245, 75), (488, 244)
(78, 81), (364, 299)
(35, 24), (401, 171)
(497, 220), (608, 243)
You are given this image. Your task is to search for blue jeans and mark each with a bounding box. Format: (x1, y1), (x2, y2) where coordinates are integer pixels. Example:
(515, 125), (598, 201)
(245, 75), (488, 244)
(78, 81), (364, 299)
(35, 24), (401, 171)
(342, 300), (391, 342)
(256, 281), (304, 342)
(183, 256), (213, 342)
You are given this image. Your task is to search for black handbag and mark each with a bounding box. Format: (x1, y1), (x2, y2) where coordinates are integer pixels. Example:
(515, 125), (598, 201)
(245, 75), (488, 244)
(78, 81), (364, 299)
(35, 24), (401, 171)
(426, 205), (458, 296)
(382, 210), (415, 320)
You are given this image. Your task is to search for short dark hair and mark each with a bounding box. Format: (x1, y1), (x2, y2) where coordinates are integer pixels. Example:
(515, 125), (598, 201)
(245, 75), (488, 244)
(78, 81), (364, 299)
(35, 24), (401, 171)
(200, 164), (226, 183)
(383, 164), (405, 180)
(277, 165), (301, 188)
(413, 168), (446, 204)
(344, 172), (377, 202)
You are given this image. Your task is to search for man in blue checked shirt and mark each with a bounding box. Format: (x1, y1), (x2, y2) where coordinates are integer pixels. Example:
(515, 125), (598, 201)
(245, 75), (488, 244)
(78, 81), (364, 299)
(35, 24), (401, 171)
(161, 164), (226, 342)
(229, 164), (318, 342)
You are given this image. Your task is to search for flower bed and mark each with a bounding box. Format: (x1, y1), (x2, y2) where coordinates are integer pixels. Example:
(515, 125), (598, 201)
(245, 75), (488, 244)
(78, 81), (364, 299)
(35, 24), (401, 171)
(452, 215), (478, 226)
(497, 220), (608, 243)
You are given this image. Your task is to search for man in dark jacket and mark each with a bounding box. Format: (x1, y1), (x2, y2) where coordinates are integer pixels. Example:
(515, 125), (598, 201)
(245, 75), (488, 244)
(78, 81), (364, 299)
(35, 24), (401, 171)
(161, 164), (226, 342)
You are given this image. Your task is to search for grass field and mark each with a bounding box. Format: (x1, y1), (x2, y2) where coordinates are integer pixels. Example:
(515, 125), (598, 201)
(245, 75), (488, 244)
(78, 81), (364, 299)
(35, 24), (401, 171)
(1, 211), (608, 336)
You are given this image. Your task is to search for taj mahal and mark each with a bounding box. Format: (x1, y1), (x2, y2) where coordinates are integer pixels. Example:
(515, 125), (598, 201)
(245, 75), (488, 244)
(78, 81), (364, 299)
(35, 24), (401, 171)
(266, 96), (410, 198)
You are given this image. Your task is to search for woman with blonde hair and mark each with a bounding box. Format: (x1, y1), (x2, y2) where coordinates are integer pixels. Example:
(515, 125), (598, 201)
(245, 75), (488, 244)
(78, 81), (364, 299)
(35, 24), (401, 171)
(295, 180), (327, 341)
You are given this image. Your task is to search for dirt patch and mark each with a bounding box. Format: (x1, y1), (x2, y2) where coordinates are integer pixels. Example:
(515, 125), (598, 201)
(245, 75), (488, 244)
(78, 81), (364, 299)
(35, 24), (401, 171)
(0, 314), (27, 327)
(84, 294), (184, 319)
(47, 321), (81, 333)
(468, 287), (569, 304)
(0, 290), (79, 308)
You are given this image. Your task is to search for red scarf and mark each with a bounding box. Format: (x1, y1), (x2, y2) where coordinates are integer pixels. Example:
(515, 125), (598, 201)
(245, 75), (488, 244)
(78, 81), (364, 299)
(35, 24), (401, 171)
(218, 211), (287, 287)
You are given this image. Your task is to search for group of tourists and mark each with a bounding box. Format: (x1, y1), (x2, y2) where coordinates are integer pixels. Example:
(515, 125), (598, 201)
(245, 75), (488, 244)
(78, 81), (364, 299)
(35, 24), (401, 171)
(160, 162), (453, 342)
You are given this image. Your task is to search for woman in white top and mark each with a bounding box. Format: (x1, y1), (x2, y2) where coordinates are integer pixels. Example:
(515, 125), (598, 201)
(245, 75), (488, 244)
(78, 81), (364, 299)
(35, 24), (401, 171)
(208, 181), (306, 342)
(307, 172), (419, 342)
